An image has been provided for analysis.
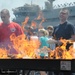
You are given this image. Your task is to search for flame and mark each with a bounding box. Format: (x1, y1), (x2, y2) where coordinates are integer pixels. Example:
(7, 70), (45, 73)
(38, 18), (45, 28)
(34, 11), (46, 29)
(35, 11), (43, 20)
(21, 16), (29, 31)
(49, 39), (74, 59)
(0, 32), (74, 59)
(10, 33), (40, 58)
(0, 48), (8, 59)
(31, 20), (37, 27)
(35, 11), (45, 20)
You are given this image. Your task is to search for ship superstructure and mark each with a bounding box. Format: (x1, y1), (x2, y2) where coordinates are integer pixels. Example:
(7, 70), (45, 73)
(12, 0), (75, 27)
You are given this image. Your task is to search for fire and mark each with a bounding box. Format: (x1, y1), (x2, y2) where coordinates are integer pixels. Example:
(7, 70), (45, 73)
(22, 16), (29, 25)
(35, 11), (44, 20)
(36, 11), (46, 29)
(31, 20), (37, 27)
(21, 16), (29, 31)
(0, 48), (8, 59)
(10, 33), (40, 58)
(0, 33), (74, 59)
(49, 39), (74, 59)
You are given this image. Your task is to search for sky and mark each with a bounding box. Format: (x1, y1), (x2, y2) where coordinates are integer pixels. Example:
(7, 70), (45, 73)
(0, 0), (75, 21)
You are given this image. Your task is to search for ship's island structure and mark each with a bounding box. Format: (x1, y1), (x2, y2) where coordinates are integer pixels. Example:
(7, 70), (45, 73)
(12, 0), (75, 27)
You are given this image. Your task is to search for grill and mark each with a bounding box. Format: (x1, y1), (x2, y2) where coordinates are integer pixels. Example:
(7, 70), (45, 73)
(0, 59), (75, 72)
(0, 59), (75, 75)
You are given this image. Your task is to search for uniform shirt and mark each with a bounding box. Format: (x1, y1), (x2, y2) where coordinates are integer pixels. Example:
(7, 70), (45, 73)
(53, 21), (74, 40)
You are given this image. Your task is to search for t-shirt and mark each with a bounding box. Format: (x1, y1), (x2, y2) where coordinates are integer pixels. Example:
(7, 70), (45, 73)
(0, 22), (24, 54)
(30, 36), (39, 40)
(53, 21), (75, 40)
(0, 22), (24, 42)
(40, 36), (49, 48)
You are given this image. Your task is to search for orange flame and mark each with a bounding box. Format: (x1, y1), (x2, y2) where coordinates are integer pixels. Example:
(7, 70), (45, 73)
(49, 39), (74, 59)
(0, 48), (8, 59)
(31, 21), (37, 27)
(0, 33), (74, 59)
(10, 33), (40, 58)
(35, 11), (45, 20)
(21, 16), (29, 30)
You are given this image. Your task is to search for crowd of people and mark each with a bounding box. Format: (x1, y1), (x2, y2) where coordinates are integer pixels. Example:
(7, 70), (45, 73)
(0, 8), (75, 75)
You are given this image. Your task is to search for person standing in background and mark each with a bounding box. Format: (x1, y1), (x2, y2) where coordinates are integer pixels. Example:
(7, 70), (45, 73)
(53, 8), (74, 40)
(47, 26), (56, 50)
(53, 8), (75, 75)
(38, 29), (49, 48)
